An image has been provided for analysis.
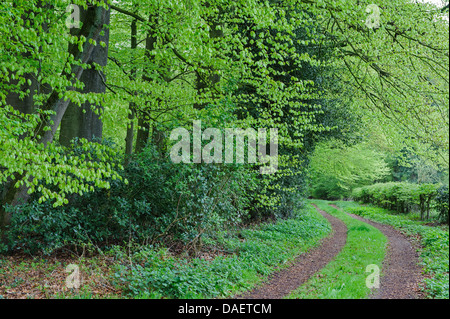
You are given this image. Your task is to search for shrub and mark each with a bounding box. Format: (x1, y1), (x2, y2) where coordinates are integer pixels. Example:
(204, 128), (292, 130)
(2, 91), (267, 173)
(352, 182), (440, 220)
(1, 144), (257, 255)
(435, 185), (449, 224)
(121, 146), (257, 251)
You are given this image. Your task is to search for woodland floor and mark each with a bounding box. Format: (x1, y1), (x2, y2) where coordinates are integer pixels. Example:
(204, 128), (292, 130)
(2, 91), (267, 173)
(0, 203), (427, 299)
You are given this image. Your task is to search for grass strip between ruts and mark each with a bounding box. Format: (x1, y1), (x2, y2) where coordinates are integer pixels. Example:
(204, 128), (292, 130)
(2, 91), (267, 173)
(333, 200), (449, 299)
(286, 200), (387, 299)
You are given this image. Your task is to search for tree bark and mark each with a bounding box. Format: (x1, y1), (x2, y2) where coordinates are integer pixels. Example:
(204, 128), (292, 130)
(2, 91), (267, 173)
(125, 19), (138, 165)
(1, 2), (48, 232)
(60, 5), (111, 147)
(194, 7), (224, 110)
(135, 15), (158, 154)
(4, 1), (48, 116)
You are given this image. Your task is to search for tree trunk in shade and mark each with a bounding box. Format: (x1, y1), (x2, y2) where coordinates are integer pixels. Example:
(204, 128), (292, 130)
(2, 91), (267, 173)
(135, 15), (157, 154)
(59, 5), (111, 147)
(194, 10), (224, 110)
(124, 19), (138, 165)
(1, 2), (110, 232)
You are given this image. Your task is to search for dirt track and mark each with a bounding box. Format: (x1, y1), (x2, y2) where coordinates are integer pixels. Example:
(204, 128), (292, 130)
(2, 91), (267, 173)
(235, 204), (424, 299)
(235, 205), (347, 299)
(332, 205), (424, 299)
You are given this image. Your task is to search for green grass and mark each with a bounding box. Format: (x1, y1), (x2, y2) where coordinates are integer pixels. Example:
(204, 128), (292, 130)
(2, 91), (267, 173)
(334, 200), (449, 299)
(286, 200), (387, 299)
(111, 204), (332, 299)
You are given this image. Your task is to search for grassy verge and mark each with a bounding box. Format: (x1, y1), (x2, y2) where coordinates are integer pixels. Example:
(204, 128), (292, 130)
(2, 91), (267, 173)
(286, 200), (387, 299)
(333, 200), (449, 299)
(110, 204), (331, 299)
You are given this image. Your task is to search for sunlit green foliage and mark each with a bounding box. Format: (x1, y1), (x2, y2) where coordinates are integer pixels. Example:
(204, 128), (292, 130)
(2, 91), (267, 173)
(306, 0), (449, 168)
(309, 140), (390, 199)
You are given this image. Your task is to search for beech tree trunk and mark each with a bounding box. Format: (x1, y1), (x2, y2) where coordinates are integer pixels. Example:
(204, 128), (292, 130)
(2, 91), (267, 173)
(135, 15), (157, 154)
(1, 2), (47, 231)
(194, 9), (224, 110)
(60, 5), (111, 147)
(1, 2), (110, 232)
(124, 19), (138, 165)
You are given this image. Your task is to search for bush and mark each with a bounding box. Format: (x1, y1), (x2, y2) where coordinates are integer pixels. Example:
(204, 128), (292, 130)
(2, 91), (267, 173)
(435, 185), (449, 224)
(120, 146), (257, 250)
(352, 182), (440, 220)
(1, 144), (257, 255)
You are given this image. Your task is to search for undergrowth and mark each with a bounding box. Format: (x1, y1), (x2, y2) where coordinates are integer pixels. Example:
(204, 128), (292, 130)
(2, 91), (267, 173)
(110, 205), (331, 299)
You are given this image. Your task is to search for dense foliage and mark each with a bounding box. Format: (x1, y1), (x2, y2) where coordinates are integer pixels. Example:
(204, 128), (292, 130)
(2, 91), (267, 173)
(352, 182), (442, 220)
(0, 0), (448, 260)
(308, 140), (390, 199)
(0, 143), (256, 255)
(435, 185), (449, 224)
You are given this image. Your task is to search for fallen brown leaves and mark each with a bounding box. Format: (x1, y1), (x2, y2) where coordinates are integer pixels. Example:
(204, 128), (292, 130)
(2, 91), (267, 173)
(0, 252), (123, 299)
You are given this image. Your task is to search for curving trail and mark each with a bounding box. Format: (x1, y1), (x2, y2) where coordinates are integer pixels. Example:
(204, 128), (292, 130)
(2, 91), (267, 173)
(330, 204), (424, 299)
(234, 203), (424, 299)
(235, 204), (347, 299)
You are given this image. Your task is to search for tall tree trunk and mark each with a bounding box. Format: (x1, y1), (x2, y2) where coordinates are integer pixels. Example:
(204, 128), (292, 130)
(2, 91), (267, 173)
(135, 117), (150, 154)
(1, 2), (110, 232)
(60, 5), (111, 147)
(125, 19), (138, 165)
(1, 2), (48, 231)
(194, 9), (224, 110)
(152, 126), (167, 157)
(5, 72), (37, 116)
(135, 15), (158, 154)
(4, 1), (48, 116)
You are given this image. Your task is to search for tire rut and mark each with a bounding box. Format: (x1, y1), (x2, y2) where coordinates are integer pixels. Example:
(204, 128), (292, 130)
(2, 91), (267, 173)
(330, 204), (424, 299)
(234, 204), (347, 299)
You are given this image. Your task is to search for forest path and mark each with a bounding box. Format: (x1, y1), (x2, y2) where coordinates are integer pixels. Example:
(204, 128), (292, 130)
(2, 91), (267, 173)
(330, 204), (424, 299)
(235, 203), (424, 299)
(235, 204), (347, 299)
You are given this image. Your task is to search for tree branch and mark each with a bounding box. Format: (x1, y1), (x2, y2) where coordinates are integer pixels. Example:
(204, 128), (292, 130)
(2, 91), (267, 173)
(110, 5), (146, 23)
